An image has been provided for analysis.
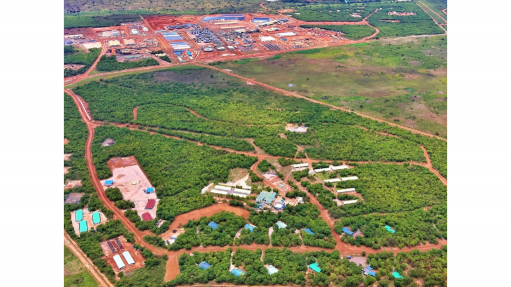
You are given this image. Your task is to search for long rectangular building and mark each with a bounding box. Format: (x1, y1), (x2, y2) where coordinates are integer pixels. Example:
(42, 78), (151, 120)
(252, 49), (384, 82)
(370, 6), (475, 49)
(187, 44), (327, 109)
(324, 178), (341, 183)
(341, 176), (359, 181)
(122, 251), (135, 265)
(337, 188), (356, 193)
(113, 254), (126, 269)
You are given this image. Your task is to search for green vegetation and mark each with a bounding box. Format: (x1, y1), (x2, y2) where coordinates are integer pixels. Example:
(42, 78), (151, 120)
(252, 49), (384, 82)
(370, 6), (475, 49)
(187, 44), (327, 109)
(214, 36), (447, 139)
(300, 25), (376, 40)
(65, 94), (95, 198)
(64, 14), (144, 29)
(148, 127), (255, 152)
(166, 247), (447, 287)
(64, 212), (134, 283)
(292, 3), (375, 22)
(257, 159), (274, 173)
(64, 47), (100, 77)
(64, 246), (99, 287)
(249, 203), (335, 248)
(367, 2), (445, 38)
(96, 55), (159, 72)
(335, 202), (447, 248)
(105, 187), (122, 201)
(235, 225), (270, 245)
(91, 125), (256, 222)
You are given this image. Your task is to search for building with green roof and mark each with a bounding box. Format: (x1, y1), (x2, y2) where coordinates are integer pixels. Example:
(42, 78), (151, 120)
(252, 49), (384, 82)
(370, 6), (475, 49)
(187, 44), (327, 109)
(79, 220), (88, 233)
(75, 209), (83, 222)
(92, 212), (101, 224)
(392, 271), (404, 279)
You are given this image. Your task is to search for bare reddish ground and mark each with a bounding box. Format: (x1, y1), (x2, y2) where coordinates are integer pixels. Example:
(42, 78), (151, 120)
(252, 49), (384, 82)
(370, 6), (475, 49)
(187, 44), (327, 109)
(133, 107), (138, 120)
(161, 203), (250, 239)
(64, 138), (69, 145)
(100, 236), (146, 275)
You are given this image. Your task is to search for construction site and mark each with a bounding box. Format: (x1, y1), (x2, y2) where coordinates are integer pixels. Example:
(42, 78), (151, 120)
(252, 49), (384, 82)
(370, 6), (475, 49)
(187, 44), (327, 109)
(65, 13), (364, 67)
(99, 236), (145, 274)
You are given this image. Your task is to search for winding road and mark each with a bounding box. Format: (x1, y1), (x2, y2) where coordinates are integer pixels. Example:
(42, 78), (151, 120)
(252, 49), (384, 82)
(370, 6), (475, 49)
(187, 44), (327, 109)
(65, 85), (447, 283)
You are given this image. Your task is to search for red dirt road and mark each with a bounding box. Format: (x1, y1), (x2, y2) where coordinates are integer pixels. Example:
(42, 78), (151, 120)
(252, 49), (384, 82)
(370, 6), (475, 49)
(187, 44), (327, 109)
(417, 2), (447, 33)
(65, 231), (114, 287)
(133, 106), (138, 120)
(65, 40), (108, 86)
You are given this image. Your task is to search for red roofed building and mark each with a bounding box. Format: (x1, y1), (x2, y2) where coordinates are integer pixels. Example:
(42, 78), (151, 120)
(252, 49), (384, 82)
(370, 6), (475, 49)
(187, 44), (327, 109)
(141, 212), (153, 221)
(145, 199), (156, 209)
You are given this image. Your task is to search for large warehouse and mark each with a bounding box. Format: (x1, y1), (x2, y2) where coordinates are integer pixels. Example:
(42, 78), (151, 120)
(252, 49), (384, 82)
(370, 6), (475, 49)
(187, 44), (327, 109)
(122, 251), (135, 265)
(79, 220), (88, 233)
(113, 254), (126, 269)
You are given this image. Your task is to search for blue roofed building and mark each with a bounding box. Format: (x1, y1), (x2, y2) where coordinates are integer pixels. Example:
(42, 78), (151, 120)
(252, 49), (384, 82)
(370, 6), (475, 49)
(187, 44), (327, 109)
(385, 225), (396, 234)
(276, 221), (287, 229)
(309, 263), (321, 273)
(198, 261), (211, 270)
(304, 228), (315, 235)
(146, 187), (155, 193)
(392, 271), (404, 279)
(244, 224), (256, 232)
(105, 180), (113, 186)
(342, 227), (354, 235)
(208, 222), (219, 230)
(266, 265), (278, 275)
(231, 268), (246, 276)
(256, 191), (276, 205)
(364, 266), (376, 277)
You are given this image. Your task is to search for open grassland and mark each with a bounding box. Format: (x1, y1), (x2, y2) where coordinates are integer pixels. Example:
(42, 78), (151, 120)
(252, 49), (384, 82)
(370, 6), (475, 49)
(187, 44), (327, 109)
(214, 36), (447, 138)
(64, 246), (99, 287)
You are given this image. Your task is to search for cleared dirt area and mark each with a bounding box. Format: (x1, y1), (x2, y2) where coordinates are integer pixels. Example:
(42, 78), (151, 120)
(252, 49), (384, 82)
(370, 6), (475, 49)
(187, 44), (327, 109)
(65, 180), (82, 189)
(64, 138), (69, 145)
(100, 236), (145, 274)
(64, 153), (72, 160)
(160, 203), (250, 240)
(348, 256), (367, 267)
(102, 156), (158, 219)
(64, 167), (71, 174)
(70, 209), (108, 236)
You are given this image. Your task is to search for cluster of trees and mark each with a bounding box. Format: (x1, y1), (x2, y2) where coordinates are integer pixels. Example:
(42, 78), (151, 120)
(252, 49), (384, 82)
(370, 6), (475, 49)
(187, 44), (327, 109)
(367, 3), (445, 38)
(292, 169), (310, 181)
(258, 159), (274, 172)
(64, 95), (95, 195)
(150, 127), (255, 152)
(300, 24), (376, 40)
(329, 163), (446, 218)
(91, 125), (256, 222)
(254, 135), (297, 158)
(167, 246), (447, 287)
(143, 235), (166, 248)
(169, 228), (202, 251)
(301, 182), (337, 211)
(105, 187), (123, 201)
(249, 204), (336, 248)
(114, 199), (134, 209)
(277, 157), (299, 167)
(234, 226), (270, 245)
(187, 211), (247, 247)
(87, 194), (113, 218)
(284, 130), (317, 146)
(335, 202), (446, 249)
(305, 123), (426, 162)
(96, 55), (159, 72)
(64, 47), (100, 77)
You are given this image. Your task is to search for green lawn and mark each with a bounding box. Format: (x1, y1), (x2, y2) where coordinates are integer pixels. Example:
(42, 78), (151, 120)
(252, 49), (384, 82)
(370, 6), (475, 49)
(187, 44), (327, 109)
(64, 246), (99, 287)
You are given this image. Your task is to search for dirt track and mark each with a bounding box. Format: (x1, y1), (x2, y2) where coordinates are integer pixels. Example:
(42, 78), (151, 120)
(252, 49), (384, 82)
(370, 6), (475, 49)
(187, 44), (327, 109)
(65, 231), (114, 287)
(196, 63), (446, 141)
(65, 47), (447, 281)
(417, 2), (447, 33)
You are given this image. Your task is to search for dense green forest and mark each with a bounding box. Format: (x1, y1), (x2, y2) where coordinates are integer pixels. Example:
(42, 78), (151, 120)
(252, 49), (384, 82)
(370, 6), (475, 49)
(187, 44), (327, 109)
(91, 125), (256, 222)
(183, 212), (247, 247)
(335, 202), (447, 249)
(300, 24), (376, 40)
(96, 55), (159, 72)
(72, 66), (446, 172)
(249, 204), (335, 248)
(64, 47), (100, 77)
(165, 247), (447, 287)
